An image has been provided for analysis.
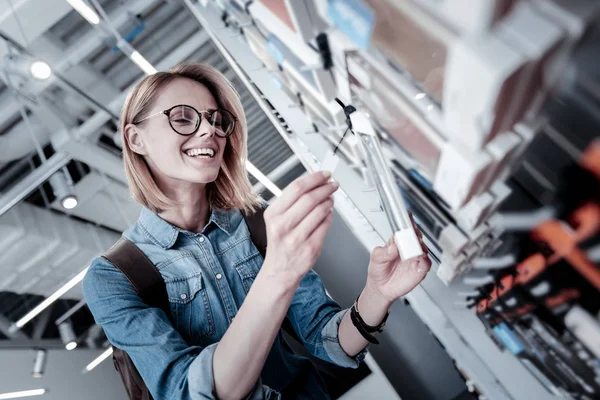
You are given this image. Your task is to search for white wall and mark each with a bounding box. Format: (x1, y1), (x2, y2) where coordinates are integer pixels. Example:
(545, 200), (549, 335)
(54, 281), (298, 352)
(0, 348), (127, 400)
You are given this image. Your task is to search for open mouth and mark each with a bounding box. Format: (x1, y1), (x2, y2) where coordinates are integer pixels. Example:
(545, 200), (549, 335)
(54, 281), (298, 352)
(184, 148), (216, 159)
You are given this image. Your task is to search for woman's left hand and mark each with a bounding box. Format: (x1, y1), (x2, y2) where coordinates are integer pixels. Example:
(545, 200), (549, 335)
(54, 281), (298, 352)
(366, 221), (432, 303)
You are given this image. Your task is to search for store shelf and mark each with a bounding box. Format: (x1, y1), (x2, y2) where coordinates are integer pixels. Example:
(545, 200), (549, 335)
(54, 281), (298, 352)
(186, 2), (566, 399)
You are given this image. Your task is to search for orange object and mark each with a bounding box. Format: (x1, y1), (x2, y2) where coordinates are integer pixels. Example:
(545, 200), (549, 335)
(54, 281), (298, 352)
(531, 220), (577, 264)
(545, 288), (581, 308)
(498, 274), (516, 297)
(580, 139), (600, 180)
(565, 247), (600, 291)
(568, 202), (600, 242)
(477, 299), (488, 313)
(516, 254), (547, 284)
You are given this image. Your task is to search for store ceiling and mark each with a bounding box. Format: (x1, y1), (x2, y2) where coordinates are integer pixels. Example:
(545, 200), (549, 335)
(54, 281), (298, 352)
(0, 0), (304, 348)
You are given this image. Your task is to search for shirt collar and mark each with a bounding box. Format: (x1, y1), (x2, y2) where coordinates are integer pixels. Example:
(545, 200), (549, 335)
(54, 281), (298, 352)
(138, 207), (231, 249)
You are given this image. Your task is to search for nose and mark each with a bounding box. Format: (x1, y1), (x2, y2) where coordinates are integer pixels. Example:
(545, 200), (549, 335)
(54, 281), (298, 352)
(195, 115), (215, 138)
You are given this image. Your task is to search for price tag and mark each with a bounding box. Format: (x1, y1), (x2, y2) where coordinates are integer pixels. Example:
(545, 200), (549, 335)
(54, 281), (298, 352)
(320, 150), (340, 174)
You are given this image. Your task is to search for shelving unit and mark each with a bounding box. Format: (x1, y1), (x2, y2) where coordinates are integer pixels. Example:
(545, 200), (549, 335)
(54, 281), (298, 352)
(183, 2), (572, 398)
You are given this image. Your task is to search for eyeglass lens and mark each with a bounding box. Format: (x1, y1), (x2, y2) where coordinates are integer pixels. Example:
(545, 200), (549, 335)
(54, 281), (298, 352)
(169, 105), (234, 137)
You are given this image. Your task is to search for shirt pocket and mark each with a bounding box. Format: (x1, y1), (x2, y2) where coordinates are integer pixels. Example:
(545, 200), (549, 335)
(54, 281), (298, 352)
(233, 252), (264, 294)
(165, 273), (215, 342)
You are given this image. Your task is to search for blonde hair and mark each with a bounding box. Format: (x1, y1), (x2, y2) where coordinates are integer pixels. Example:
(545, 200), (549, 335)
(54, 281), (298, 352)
(121, 62), (260, 214)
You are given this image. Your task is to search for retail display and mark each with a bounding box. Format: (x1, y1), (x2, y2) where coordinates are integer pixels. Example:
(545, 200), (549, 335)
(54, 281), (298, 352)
(186, 0), (600, 398)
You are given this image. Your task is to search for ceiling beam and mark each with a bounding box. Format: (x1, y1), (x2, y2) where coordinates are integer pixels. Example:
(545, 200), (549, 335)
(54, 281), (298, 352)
(0, 151), (71, 218)
(32, 305), (54, 340)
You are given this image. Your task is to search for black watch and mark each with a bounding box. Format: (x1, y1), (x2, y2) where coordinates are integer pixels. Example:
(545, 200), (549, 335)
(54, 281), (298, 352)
(349, 295), (390, 344)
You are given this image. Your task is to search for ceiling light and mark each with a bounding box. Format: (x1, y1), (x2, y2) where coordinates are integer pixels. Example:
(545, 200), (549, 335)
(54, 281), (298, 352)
(65, 342), (78, 351)
(61, 195), (78, 210)
(2, 55), (52, 81)
(49, 171), (78, 210)
(66, 0), (100, 25)
(29, 62), (52, 80)
(58, 321), (78, 351)
(32, 350), (47, 378)
(245, 161), (282, 197)
(83, 347), (113, 373)
(10, 267), (88, 331)
(129, 51), (157, 75)
(0, 389), (46, 399)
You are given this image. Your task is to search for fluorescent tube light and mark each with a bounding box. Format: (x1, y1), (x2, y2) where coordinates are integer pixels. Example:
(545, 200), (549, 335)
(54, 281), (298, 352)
(0, 389), (46, 399)
(130, 51), (157, 75)
(11, 267), (89, 331)
(84, 347), (114, 373)
(246, 161), (282, 197)
(66, 0), (100, 25)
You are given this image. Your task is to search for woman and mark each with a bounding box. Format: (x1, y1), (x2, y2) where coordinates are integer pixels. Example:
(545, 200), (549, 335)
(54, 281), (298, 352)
(83, 62), (431, 400)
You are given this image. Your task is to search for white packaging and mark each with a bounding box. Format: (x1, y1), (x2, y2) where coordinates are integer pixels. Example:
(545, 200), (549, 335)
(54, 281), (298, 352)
(495, 3), (565, 127)
(433, 142), (493, 210)
(413, 0), (517, 35)
(456, 192), (495, 231)
(443, 35), (527, 152)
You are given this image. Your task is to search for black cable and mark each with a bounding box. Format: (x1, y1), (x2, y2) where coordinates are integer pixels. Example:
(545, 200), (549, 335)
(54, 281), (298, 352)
(332, 97), (358, 155)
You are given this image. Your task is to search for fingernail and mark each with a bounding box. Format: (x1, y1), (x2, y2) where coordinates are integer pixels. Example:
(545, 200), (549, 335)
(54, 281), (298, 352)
(322, 171), (332, 179)
(331, 181), (339, 188)
(387, 243), (394, 255)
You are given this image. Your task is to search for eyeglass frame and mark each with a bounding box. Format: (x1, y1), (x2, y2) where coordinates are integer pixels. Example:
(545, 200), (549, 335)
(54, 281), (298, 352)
(132, 104), (237, 137)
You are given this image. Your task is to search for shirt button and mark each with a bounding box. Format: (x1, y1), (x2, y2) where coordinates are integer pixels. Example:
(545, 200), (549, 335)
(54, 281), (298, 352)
(180, 293), (187, 300)
(199, 237), (205, 243)
(216, 273), (223, 280)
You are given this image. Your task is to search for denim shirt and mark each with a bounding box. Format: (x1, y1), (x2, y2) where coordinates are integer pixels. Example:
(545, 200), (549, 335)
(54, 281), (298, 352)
(83, 207), (366, 399)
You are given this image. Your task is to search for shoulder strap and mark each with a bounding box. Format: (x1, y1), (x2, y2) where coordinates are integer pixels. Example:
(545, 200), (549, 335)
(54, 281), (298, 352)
(102, 237), (169, 314)
(243, 207), (267, 258)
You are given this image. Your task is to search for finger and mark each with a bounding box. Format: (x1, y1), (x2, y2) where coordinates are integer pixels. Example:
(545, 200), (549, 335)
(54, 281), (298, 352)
(271, 172), (331, 214)
(284, 181), (339, 230)
(293, 198), (334, 241)
(371, 240), (400, 264)
(307, 211), (334, 253)
(414, 255), (432, 275)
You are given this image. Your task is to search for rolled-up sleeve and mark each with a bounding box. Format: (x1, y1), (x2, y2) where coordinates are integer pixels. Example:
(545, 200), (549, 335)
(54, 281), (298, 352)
(321, 309), (368, 368)
(187, 343), (281, 400)
(286, 270), (368, 368)
(83, 257), (278, 400)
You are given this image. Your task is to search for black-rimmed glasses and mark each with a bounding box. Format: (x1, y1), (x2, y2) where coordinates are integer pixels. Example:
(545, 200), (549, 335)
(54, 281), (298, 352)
(133, 104), (237, 137)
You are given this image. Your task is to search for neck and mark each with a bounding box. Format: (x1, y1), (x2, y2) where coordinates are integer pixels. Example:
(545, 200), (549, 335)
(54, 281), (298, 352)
(158, 182), (211, 233)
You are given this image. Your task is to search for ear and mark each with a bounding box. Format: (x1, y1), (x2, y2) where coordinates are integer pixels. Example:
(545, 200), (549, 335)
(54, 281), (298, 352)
(124, 123), (148, 156)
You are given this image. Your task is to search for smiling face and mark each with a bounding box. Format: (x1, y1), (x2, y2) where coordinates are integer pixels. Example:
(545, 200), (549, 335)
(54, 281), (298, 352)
(124, 78), (228, 191)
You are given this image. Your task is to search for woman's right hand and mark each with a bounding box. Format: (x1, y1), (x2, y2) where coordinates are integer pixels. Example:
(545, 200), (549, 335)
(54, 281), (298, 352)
(262, 171), (339, 287)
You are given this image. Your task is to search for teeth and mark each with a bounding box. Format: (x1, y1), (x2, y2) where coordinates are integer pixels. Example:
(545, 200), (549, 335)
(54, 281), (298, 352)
(185, 148), (215, 157)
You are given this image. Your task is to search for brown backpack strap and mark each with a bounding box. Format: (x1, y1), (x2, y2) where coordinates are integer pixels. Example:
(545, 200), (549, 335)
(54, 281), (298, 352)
(244, 206), (267, 258)
(102, 237), (169, 314)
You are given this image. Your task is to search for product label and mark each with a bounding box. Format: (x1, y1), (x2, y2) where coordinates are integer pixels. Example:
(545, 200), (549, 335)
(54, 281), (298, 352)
(328, 0), (375, 49)
(493, 323), (525, 355)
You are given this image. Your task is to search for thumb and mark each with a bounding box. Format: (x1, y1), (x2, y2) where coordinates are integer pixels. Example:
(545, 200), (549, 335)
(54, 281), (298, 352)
(370, 241), (397, 264)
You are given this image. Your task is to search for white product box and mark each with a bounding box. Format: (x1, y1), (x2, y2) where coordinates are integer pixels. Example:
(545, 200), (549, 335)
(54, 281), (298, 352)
(413, 0), (517, 35)
(495, 3), (565, 127)
(443, 35), (528, 152)
(433, 142), (493, 210)
(456, 192), (495, 232)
